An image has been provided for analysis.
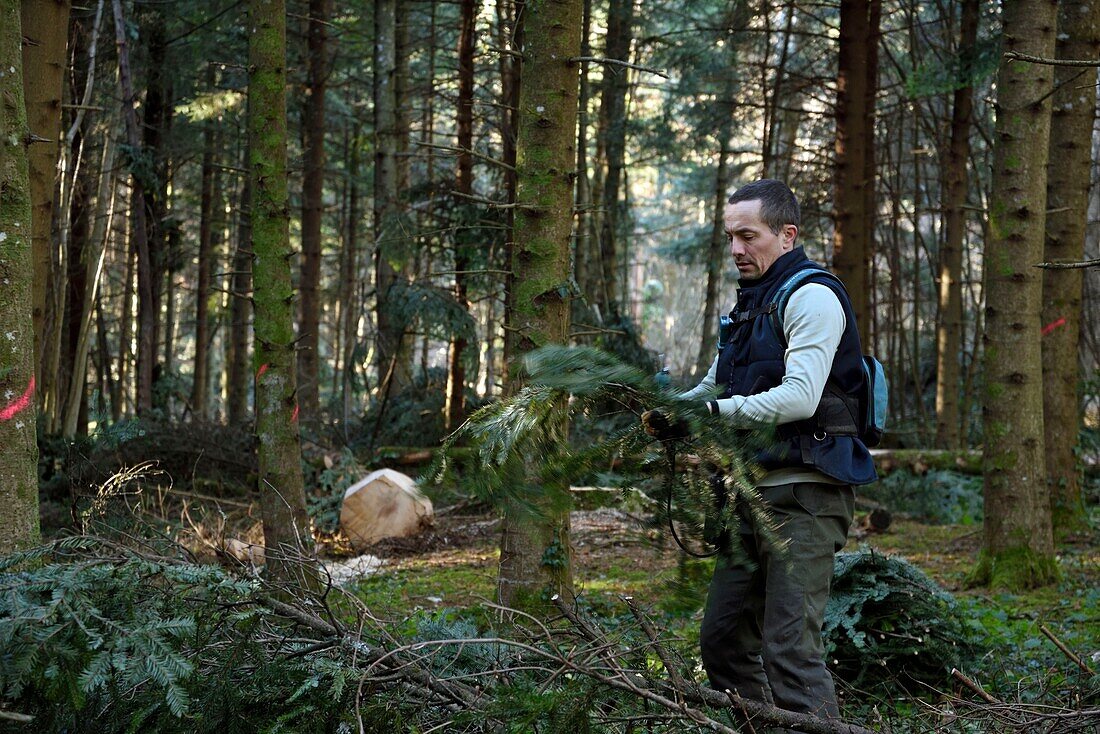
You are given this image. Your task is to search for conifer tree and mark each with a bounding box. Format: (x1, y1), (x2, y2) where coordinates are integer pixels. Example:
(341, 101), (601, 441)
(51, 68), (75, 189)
(0, 0), (40, 554)
(973, 0), (1058, 589)
(249, 0), (316, 586)
(497, 0), (584, 610)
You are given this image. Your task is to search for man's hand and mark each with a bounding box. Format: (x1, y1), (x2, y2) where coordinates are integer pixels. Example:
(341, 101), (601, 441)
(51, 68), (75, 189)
(640, 409), (691, 441)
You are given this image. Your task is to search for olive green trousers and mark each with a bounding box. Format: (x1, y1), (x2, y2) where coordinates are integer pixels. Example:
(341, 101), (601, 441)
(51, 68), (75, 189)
(700, 481), (854, 725)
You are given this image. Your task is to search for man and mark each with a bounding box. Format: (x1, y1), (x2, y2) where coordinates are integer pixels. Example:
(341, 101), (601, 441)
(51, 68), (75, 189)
(665, 179), (877, 720)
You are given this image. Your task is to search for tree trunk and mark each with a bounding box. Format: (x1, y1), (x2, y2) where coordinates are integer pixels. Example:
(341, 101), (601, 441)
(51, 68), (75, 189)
(935, 0), (979, 450)
(445, 0), (478, 433)
(339, 118), (362, 435)
(297, 0), (330, 425)
(832, 0), (873, 346)
(142, 11), (171, 409)
(498, 0), (522, 370)
(593, 0), (633, 323)
(63, 132), (116, 438)
(1043, 0), (1099, 538)
(21, 0), (70, 427)
(111, 0), (154, 414)
(192, 93), (218, 421)
(249, 0), (316, 587)
(497, 0), (582, 612)
(374, 0), (411, 399)
(972, 0), (1058, 590)
(0, 0), (41, 554)
(227, 151), (253, 426)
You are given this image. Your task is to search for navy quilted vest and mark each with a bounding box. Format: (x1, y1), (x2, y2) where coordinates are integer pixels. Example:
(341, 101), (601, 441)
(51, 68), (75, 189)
(714, 247), (877, 485)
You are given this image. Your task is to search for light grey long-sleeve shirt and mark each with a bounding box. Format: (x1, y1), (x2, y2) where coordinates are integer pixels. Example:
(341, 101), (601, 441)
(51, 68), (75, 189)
(684, 282), (846, 486)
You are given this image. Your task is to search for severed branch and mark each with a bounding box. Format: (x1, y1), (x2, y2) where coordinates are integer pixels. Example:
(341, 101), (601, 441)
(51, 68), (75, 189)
(1035, 257), (1100, 270)
(951, 668), (1002, 705)
(413, 141), (516, 172)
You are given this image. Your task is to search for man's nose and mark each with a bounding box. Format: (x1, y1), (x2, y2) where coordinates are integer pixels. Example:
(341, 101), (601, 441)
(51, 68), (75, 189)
(729, 239), (745, 256)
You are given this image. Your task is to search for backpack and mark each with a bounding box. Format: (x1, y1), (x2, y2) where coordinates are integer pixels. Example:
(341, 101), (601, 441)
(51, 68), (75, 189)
(769, 268), (888, 448)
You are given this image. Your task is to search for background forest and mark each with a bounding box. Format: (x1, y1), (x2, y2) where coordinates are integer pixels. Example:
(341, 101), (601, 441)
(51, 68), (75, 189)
(0, 0), (1098, 731)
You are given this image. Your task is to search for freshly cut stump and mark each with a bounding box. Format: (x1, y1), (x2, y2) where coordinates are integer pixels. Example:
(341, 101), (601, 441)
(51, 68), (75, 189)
(339, 469), (433, 551)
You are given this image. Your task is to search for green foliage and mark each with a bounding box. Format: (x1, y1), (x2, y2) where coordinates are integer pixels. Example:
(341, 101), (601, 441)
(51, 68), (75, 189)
(823, 549), (985, 691)
(428, 345), (783, 563)
(862, 469), (983, 525)
(0, 539), (354, 733)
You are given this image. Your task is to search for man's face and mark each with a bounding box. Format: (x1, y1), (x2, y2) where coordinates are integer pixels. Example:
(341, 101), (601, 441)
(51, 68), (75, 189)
(724, 199), (798, 279)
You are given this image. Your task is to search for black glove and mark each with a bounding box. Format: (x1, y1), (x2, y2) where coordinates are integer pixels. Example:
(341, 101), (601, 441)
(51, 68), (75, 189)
(640, 409), (691, 441)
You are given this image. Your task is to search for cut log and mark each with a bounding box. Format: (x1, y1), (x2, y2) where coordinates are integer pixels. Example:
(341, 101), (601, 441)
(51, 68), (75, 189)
(339, 469), (434, 551)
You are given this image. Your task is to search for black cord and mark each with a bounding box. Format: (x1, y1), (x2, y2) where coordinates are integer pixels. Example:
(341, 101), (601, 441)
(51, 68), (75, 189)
(663, 441), (719, 559)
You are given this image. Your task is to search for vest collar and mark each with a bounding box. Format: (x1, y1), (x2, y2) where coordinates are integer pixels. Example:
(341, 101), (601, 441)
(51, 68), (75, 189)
(737, 246), (810, 293)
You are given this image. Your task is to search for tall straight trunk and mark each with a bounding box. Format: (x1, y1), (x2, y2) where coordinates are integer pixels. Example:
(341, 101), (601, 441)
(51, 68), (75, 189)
(1043, 0), (1099, 537)
(297, 0), (330, 424)
(573, 0), (593, 312)
(498, 0), (581, 611)
(862, 0), (880, 349)
(498, 0), (522, 369)
(373, 0), (410, 397)
(162, 225), (179, 383)
(227, 152), (253, 426)
(339, 121), (362, 433)
(111, 0), (153, 414)
(192, 100), (218, 420)
(832, 0), (872, 345)
(249, 0), (316, 587)
(446, 0), (478, 432)
(697, 119), (734, 377)
(116, 229), (134, 418)
(62, 126), (89, 435)
(21, 0), (70, 422)
(935, 0), (978, 450)
(144, 13), (172, 406)
(0, 0), (41, 553)
(593, 0), (633, 322)
(973, 0), (1058, 590)
(63, 130), (116, 437)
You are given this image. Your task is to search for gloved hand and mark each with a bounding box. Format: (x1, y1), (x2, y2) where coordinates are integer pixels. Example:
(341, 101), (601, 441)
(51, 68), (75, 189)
(642, 402), (717, 442)
(640, 409), (691, 441)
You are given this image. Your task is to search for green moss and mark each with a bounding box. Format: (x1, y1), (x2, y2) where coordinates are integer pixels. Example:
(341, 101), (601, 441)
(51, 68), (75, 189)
(967, 546), (1060, 591)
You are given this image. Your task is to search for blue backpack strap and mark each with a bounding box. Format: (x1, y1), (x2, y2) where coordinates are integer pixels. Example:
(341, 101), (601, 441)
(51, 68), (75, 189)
(769, 267), (844, 346)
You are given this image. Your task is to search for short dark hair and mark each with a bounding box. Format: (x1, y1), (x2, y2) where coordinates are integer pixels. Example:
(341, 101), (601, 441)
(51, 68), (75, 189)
(728, 179), (800, 234)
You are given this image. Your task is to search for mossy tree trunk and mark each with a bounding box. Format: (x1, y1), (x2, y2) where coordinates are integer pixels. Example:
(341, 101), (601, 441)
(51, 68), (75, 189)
(497, 0), (583, 612)
(972, 0), (1058, 590)
(935, 0), (978, 450)
(227, 136), (253, 426)
(1042, 0), (1099, 539)
(249, 0), (316, 588)
(0, 0), (41, 554)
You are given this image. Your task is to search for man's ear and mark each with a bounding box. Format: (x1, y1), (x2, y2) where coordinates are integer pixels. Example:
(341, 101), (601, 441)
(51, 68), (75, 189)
(782, 224), (798, 249)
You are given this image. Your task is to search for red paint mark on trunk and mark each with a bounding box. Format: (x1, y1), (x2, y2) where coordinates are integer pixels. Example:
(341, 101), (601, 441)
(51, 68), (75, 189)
(291, 404), (299, 423)
(0, 376), (35, 421)
(1041, 317), (1066, 336)
(257, 363), (269, 378)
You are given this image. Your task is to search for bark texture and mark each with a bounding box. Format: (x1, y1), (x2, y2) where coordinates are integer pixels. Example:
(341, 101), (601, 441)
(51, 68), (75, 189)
(935, 0), (978, 450)
(0, 0), (41, 554)
(1043, 0), (1099, 537)
(249, 0), (316, 587)
(832, 0), (874, 345)
(297, 0), (330, 424)
(497, 0), (582, 611)
(20, 0), (70, 422)
(973, 0), (1058, 590)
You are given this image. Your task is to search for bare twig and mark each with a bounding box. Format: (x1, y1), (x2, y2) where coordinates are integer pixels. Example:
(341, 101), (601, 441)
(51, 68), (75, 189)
(570, 56), (669, 78)
(951, 668), (1002, 705)
(1039, 624), (1095, 674)
(1005, 51), (1100, 67)
(1035, 257), (1100, 270)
